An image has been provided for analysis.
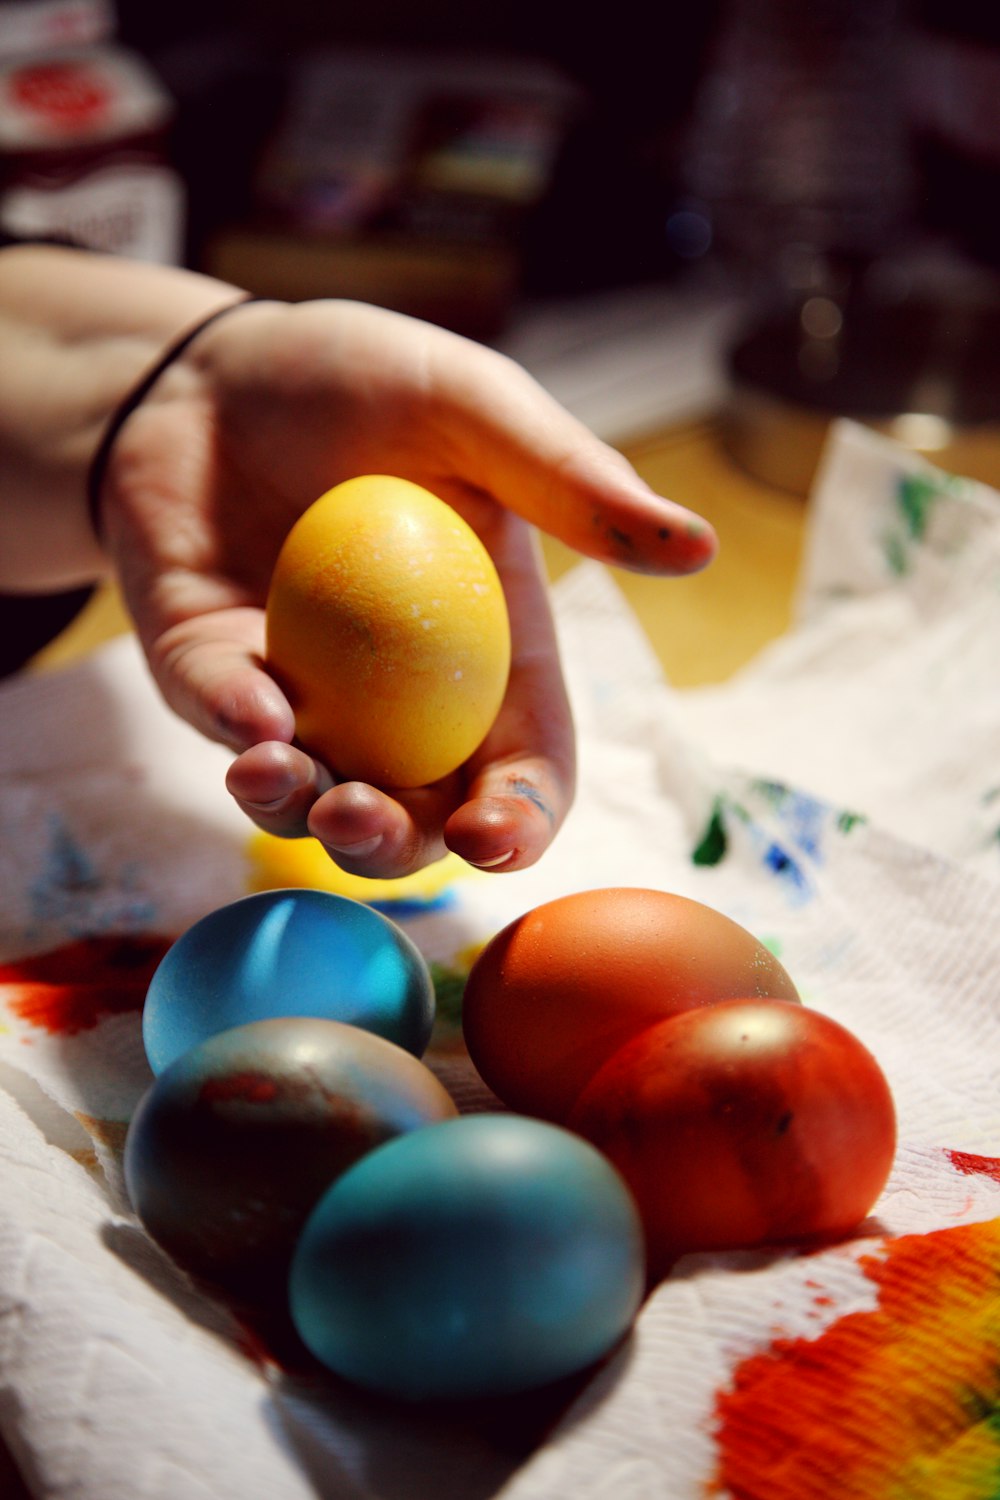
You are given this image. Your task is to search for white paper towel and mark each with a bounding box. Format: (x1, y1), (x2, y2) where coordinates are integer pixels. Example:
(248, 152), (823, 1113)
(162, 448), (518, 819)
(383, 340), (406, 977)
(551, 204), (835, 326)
(2, 419), (1000, 1499)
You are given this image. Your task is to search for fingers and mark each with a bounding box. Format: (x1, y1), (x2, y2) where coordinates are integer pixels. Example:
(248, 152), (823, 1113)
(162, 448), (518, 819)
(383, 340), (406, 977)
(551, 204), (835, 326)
(227, 743), (459, 870)
(226, 741), (332, 837)
(147, 607), (295, 752)
(306, 780), (454, 878)
(427, 337), (719, 576)
(444, 756), (567, 872)
(303, 761), (565, 881)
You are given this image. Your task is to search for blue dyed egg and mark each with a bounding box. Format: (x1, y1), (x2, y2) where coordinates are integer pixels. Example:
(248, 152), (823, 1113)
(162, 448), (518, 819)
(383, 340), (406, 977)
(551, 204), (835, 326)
(142, 888), (434, 1074)
(288, 1113), (645, 1399)
(124, 1017), (457, 1296)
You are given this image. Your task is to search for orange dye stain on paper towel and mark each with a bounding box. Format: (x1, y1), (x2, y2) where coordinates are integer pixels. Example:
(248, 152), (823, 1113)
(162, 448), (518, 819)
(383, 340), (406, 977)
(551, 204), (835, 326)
(713, 1173), (1000, 1499)
(0, 935), (171, 1035)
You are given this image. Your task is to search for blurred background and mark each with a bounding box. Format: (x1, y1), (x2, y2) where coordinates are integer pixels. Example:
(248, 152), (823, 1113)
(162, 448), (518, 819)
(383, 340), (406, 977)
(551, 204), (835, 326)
(5, 0), (999, 316)
(0, 0), (729, 323)
(5, 0), (1000, 435)
(6, 0), (1000, 679)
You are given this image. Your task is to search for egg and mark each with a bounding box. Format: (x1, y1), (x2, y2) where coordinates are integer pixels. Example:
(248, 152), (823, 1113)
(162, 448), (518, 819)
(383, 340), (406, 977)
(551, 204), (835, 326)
(462, 887), (801, 1122)
(568, 1000), (896, 1275)
(288, 1114), (645, 1400)
(124, 1017), (457, 1297)
(265, 475), (511, 788)
(142, 888), (435, 1075)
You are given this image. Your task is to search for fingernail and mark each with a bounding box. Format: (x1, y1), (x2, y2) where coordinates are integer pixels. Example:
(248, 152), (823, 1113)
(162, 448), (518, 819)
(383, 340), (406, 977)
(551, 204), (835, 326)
(326, 834), (384, 859)
(468, 850), (515, 869)
(242, 793), (292, 812)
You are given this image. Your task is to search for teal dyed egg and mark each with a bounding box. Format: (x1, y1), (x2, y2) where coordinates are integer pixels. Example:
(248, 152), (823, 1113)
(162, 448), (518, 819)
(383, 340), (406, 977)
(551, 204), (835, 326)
(288, 1113), (645, 1400)
(142, 888), (434, 1074)
(124, 1017), (457, 1296)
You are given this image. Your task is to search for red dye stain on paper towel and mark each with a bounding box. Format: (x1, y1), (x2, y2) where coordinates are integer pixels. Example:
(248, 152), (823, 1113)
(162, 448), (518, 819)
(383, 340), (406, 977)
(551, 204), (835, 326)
(0, 935), (171, 1035)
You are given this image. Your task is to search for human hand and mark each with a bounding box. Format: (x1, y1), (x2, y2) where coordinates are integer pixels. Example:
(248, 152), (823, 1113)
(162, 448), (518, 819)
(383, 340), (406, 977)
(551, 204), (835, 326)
(98, 297), (717, 877)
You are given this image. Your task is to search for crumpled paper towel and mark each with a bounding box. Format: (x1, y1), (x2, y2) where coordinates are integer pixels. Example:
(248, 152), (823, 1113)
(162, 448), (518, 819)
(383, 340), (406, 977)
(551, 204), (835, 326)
(3, 418), (1000, 1499)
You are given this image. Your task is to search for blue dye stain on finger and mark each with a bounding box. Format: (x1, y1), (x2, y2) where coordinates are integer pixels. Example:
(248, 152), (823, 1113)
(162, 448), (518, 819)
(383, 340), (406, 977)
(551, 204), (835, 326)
(507, 778), (554, 825)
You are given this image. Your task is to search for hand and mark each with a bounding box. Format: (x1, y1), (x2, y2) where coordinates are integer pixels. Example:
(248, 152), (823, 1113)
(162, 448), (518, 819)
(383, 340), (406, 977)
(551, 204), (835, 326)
(100, 296), (717, 877)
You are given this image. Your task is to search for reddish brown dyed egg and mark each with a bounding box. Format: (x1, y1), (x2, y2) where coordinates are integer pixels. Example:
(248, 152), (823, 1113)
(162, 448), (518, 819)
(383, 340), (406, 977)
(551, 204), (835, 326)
(568, 999), (897, 1279)
(461, 887), (800, 1122)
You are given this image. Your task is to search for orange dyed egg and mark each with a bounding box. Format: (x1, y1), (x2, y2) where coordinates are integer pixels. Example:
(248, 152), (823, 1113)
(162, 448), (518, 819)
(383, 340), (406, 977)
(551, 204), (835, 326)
(461, 887), (800, 1122)
(265, 476), (511, 788)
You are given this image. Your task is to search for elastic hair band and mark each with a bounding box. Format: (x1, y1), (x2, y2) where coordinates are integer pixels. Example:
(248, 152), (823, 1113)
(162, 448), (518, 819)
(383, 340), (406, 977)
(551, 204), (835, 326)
(86, 293), (260, 540)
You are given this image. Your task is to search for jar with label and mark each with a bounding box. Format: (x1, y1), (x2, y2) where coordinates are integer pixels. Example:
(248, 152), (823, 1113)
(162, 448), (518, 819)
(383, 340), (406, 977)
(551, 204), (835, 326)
(0, 40), (185, 262)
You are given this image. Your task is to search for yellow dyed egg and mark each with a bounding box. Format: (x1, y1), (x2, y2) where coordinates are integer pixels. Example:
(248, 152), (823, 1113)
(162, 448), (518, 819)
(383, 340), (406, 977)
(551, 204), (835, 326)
(265, 476), (511, 788)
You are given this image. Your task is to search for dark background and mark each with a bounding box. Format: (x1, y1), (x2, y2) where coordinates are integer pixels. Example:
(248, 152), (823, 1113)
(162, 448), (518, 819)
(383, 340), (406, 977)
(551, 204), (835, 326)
(104, 1), (1000, 302)
(104, 1), (725, 293)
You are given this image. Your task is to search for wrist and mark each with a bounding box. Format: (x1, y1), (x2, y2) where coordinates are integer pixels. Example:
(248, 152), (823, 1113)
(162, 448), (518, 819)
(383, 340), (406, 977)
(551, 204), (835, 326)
(0, 245), (245, 591)
(87, 294), (257, 543)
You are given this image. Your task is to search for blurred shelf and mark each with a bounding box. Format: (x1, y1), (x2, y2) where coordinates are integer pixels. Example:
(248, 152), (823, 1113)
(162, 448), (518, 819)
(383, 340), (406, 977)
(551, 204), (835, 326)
(202, 226), (519, 341)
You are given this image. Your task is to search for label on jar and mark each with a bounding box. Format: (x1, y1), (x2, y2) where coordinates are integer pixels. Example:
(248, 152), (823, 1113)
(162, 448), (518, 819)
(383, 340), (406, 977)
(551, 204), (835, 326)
(0, 43), (184, 262)
(2, 157), (184, 261)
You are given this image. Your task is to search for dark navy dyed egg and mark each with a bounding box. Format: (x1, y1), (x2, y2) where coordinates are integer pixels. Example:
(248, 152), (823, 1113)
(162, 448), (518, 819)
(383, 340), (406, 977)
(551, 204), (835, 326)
(288, 1113), (646, 1400)
(123, 1017), (457, 1297)
(142, 888), (434, 1075)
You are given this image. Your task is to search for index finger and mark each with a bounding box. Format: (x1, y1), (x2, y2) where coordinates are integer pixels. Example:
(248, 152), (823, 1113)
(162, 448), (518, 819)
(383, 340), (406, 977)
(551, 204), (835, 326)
(429, 340), (718, 576)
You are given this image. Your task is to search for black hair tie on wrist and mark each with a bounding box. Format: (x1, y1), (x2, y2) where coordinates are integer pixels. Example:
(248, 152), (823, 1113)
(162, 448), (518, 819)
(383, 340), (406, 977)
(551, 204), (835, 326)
(85, 293), (260, 541)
